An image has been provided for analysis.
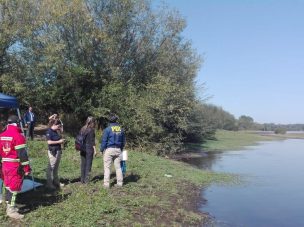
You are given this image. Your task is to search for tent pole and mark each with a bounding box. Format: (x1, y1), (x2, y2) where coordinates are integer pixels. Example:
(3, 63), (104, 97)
(16, 108), (25, 135)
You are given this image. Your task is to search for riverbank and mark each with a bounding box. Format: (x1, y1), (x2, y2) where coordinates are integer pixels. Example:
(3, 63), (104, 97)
(185, 130), (304, 154)
(203, 130), (277, 152)
(0, 138), (232, 226)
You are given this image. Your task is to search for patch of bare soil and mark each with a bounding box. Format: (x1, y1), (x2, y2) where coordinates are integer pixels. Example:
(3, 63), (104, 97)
(119, 181), (211, 226)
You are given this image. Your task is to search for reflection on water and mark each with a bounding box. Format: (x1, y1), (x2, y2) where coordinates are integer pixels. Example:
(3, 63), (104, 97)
(183, 139), (304, 227)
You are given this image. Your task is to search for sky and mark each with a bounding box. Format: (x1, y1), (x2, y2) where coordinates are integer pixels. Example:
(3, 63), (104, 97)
(155, 0), (304, 124)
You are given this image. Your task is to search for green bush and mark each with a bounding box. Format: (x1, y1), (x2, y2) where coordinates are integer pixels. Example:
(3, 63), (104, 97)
(274, 128), (287, 134)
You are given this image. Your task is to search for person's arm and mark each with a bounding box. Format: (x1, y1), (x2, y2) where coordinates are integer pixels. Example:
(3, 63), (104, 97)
(91, 130), (97, 156)
(100, 128), (109, 152)
(93, 145), (97, 156)
(59, 120), (64, 133)
(49, 114), (57, 120)
(47, 139), (65, 145)
(121, 130), (126, 150)
(33, 112), (36, 124)
(15, 136), (31, 175)
(46, 129), (64, 144)
(24, 112), (29, 125)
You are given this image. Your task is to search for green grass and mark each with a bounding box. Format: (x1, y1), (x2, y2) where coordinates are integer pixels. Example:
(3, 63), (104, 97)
(202, 130), (277, 152)
(0, 137), (232, 226)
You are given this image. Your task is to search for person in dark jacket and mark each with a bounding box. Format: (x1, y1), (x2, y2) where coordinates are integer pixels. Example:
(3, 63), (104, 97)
(46, 119), (65, 190)
(23, 106), (36, 140)
(79, 116), (96, 184)
(100, 113), (125, 188)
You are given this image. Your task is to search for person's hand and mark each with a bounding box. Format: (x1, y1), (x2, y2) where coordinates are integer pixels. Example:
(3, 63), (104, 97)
(24, 172), (30, 176)
(60, 139), (65, 144)
(94, 150), (97, 157)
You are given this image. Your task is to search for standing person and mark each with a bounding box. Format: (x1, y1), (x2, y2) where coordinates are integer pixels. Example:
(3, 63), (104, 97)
(23, 106), (36, 140)
(46, 119), (65, 190)
(0, 115), (31, 219)
(100, 114), (125, 188)
(79, 116), (96, 184)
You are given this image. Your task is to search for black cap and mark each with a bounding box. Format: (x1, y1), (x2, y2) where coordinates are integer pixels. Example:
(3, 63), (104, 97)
(109, 114), (118, 123)
(7, 115), (19, 124)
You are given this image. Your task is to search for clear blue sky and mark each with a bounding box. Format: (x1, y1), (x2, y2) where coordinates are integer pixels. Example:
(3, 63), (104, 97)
(155, 0), (304, 124)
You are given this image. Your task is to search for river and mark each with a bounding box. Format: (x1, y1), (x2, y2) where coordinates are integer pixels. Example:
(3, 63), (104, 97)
(184, 139), (304, 227)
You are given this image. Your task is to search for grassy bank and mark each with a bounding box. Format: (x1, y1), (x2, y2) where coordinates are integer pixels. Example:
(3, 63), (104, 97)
(202, 130), (276, 152)
(202, 130), (304, 152)
(0, 138), (232, 226)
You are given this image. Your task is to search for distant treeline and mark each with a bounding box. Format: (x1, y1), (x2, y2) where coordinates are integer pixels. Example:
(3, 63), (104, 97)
(259, 123), (304, 132)
(228, 114), (304, 132)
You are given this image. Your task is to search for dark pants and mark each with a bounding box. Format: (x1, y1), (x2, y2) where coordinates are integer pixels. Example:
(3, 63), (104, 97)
(80, 150), (94, 183)
(27, 122), (35, 140)
(6, 190), (18, 207)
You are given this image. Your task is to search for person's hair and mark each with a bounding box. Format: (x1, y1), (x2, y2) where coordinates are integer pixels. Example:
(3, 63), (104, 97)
(48, 119), (62, 128)
(108, 113), (118, 123)
(7, 115), (19, 124)
(80, 116), (95, 133)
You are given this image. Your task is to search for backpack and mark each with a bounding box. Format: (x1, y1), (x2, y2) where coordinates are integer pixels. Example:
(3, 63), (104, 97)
(75, 132), (87, 151)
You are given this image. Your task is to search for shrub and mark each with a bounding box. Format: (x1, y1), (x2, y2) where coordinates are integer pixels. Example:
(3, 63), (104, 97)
(274, 128), (287, 134)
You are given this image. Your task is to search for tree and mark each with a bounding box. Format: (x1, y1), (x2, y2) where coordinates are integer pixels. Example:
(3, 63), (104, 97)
(238, 115), (254, 130)
(0, 0), (207, 154)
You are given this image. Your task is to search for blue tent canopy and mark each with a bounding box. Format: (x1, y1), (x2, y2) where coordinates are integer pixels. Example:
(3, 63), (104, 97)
(0, 92), (19, 108)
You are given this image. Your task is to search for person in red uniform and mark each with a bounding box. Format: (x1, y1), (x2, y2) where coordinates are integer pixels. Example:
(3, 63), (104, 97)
(0, 115), (31, 219)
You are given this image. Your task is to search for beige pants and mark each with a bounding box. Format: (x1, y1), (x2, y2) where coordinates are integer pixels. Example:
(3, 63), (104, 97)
(103, 148), (123, 186)
(46, 150), (62, 186)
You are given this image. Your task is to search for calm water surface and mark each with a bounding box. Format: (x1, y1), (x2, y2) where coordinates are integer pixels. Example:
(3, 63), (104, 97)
(185, 139), (304, 227)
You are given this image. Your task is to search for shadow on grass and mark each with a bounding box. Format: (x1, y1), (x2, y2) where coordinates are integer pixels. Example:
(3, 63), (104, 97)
(17, 185), (71, 214)
(91, 174), (105, 183)
(90, 173), (140, 186)
(124, 173), (140, 185)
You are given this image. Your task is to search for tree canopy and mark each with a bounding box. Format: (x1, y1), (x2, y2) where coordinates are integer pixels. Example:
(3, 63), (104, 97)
(0, 0), (224, 154)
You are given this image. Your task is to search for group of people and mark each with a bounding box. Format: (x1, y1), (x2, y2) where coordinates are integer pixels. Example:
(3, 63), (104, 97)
(0, 111), (126, 220)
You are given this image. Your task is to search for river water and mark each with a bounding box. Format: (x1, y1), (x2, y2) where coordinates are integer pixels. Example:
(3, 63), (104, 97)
(184, 139), (304, 227)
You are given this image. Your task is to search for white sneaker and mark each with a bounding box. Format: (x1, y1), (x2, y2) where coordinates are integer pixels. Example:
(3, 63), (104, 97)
(6, 205), (24, 219)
